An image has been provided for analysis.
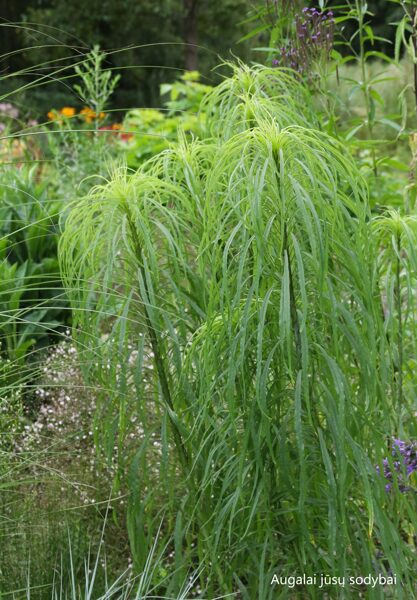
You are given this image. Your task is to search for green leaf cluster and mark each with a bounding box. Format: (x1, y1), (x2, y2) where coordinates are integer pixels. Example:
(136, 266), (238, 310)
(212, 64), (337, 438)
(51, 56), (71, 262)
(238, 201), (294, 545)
(59, 63), (417, 597)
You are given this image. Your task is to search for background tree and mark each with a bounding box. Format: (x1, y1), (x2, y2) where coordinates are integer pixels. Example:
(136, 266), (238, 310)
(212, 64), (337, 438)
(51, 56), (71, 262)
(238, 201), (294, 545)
(0, 0), (255, 116)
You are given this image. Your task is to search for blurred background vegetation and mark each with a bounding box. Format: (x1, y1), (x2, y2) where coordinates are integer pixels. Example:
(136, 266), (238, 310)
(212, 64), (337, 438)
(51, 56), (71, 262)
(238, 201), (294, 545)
(0, 0), (406, 118)
(0, 0), (257, 115)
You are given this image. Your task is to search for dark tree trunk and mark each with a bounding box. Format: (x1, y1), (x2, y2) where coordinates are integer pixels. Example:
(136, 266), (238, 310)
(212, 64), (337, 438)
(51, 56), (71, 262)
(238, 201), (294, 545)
(183, 0), (198, 71)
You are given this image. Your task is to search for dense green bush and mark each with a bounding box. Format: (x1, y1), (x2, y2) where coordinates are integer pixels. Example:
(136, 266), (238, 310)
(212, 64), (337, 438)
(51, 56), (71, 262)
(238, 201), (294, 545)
(59, 63), (417, 598)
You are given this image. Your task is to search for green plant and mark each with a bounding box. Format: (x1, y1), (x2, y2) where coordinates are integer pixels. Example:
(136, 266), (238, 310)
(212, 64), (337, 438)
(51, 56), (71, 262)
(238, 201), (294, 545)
(0, 166), (67, 364)
(73, 45), (120, 130)
(122, 71), (212, 167)
(0, 358), (24, 451)
(251, 2), (408, 177)
(2, 525), (199, 599)
(59, 64), (417, 598)
(333, 1), (402, 173)
(372, 210), (417, 409)
(392, 0), (417, 111)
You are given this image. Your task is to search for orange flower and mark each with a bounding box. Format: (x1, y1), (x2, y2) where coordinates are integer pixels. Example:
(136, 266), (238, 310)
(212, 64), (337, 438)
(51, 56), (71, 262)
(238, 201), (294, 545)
(97, 122), (132, 142)
(80, 107), (105, 123)
(60, 106), (75, 118)
(47, 110), (58, 121)
(79, 107), (94, 123)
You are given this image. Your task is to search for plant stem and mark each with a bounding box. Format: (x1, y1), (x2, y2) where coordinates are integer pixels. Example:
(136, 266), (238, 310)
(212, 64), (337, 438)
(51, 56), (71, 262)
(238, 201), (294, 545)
(396, 231), (403, 408)
(356, 0), (377, 176)
(124, 207), (189, 468)
(412, 7), (417, 112)
(283, 223), (301, 368)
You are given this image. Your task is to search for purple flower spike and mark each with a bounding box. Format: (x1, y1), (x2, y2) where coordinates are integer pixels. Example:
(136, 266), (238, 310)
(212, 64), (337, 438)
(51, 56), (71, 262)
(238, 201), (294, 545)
(377, 438), (417, 493)
(277, 5), (335, 80)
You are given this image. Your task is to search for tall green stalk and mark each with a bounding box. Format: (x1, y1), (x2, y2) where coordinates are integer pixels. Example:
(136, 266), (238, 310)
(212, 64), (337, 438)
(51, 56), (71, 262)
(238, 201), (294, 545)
(354, 0), (378, 175)
(395, 229), (404, 406)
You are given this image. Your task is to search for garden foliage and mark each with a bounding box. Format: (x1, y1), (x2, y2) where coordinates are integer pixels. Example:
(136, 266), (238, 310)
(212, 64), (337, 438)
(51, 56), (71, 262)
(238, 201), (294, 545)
(59, 63), (417, 598)
(4, 2), (417, 597)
